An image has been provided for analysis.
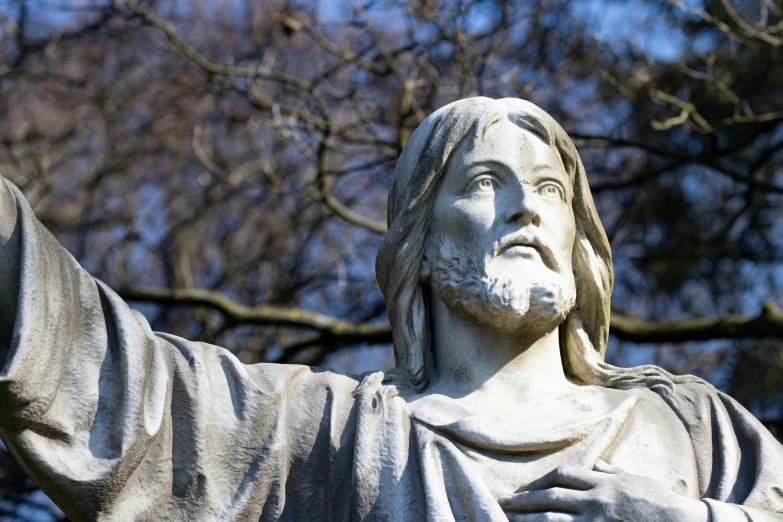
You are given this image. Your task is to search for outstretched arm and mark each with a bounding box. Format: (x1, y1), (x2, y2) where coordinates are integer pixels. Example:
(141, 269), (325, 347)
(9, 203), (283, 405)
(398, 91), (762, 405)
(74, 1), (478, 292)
(0, 174), (359, 521)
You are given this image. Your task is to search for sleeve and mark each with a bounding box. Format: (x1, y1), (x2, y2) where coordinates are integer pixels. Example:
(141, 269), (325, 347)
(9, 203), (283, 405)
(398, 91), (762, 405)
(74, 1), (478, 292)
(663, 379), (783, 522)
(0, 178), (360, 521)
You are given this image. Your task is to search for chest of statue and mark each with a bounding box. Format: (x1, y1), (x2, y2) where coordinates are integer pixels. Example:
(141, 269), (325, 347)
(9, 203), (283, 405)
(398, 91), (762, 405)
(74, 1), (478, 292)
(347, 383), (701, 521)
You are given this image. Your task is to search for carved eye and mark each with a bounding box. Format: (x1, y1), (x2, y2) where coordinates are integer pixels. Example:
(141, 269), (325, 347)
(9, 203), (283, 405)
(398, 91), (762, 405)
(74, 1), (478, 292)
(478, 178), (494, 190)
(470, 176), (497, 193)
(538, 182), (564, 201)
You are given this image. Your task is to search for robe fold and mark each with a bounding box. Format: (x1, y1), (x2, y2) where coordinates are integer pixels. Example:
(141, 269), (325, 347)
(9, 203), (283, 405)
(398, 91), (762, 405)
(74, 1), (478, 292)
(1, 178), (783, 521)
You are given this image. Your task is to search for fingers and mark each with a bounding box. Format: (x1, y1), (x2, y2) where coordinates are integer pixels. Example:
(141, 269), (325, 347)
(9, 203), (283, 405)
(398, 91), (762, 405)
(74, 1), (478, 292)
(592, 459), (626, 475)
(506, 512), (577, 522)
(499, 488), (583, 513)
(515, 465), (596, 493)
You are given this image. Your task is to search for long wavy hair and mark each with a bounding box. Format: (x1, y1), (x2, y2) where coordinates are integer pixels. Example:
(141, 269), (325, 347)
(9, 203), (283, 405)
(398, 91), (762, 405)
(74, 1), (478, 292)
(376, 97), (679, 393)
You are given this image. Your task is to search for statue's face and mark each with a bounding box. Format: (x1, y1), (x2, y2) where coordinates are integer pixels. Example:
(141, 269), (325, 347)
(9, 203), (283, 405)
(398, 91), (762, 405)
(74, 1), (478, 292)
(424, 117), (577, 334)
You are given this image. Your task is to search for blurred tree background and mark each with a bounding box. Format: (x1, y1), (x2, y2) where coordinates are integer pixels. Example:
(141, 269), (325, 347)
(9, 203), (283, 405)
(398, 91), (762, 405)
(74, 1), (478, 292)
(0, 0), (782, 519)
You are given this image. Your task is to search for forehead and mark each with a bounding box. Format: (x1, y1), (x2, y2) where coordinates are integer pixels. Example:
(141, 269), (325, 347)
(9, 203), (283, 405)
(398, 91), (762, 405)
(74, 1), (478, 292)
(450, 117), (565, 173)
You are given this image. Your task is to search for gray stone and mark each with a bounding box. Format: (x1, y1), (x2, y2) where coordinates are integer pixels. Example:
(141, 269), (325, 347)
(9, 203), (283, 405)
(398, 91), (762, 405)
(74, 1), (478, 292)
(1, 97), (782, 521)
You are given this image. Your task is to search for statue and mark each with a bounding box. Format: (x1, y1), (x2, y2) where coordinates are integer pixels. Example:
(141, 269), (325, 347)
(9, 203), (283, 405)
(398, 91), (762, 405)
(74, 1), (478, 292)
(1, 97), (782, 521)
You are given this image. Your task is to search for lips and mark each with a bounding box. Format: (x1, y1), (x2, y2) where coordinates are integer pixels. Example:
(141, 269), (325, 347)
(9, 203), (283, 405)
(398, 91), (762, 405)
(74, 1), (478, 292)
(502, 243), (539, 254)
(498, 242), (541, 259)
(495, 235), (557, 270)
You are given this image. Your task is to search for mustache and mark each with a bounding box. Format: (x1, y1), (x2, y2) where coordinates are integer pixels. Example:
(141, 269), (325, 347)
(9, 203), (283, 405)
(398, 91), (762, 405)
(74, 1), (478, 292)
(492, 231), (559, 271)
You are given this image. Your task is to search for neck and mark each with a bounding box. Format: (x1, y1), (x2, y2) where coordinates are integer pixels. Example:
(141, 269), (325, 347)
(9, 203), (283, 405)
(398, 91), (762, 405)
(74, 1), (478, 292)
(425, 291), (575, 408)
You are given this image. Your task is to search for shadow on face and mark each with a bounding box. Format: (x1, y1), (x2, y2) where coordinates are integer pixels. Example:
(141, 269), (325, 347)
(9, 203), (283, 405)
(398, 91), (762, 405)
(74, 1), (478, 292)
(429, 117), (576, 279)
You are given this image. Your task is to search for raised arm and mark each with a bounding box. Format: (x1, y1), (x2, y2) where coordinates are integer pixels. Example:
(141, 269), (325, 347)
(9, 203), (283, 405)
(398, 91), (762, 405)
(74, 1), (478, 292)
(0, 174), (359, 521)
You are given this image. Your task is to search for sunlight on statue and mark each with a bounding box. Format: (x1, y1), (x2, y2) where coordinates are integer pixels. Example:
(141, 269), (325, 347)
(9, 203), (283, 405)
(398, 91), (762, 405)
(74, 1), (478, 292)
(1, 98), (782, 521)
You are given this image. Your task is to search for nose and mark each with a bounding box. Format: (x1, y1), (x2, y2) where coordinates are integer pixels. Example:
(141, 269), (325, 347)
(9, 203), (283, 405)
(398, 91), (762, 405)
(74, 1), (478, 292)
(505, 182), (541, 227)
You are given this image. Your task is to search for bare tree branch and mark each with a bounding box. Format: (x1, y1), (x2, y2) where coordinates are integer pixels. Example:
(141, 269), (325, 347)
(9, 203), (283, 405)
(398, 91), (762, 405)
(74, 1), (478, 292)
(305, 185), (388, 233)
(611, 301), (783, 344)
(120, 286), (783, 346)
(668, 0), (783, 48)
(570, 134), (783, 194)
(118, 286), (391, 342)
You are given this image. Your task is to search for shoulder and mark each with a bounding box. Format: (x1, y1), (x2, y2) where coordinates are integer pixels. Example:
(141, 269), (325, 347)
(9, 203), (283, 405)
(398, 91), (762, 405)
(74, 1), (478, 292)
(665, 374), (782, 452)
(642, 373), (757, 432)
(657, 374), (783, 503)
(596, 372), (760, 437)
(586, 366), (745, 430)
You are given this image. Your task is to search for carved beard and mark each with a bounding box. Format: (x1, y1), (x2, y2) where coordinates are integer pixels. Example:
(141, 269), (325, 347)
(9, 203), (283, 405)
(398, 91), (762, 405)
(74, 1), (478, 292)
(426, 234), (576, 335)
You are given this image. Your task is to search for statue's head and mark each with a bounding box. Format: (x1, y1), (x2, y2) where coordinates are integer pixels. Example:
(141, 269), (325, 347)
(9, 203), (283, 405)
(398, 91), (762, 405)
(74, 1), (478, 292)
(376, 97), (614, 390)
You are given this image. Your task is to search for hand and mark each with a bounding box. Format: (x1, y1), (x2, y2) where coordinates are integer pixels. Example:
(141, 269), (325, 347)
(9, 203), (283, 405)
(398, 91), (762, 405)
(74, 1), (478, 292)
(498, 462), (709, 522)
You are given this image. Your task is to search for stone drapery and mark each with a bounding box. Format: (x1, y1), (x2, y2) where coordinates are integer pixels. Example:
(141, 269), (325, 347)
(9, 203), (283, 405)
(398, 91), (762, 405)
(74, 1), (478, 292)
(1, 178), (783, 521)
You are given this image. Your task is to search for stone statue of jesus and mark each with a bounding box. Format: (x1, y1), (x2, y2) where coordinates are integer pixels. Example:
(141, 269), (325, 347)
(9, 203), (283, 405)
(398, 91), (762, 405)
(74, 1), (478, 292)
(1, 97), (782, 521)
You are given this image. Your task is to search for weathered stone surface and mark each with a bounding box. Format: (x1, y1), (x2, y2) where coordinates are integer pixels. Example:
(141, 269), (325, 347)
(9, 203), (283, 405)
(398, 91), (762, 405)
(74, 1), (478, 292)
(1, 97), (782, 521)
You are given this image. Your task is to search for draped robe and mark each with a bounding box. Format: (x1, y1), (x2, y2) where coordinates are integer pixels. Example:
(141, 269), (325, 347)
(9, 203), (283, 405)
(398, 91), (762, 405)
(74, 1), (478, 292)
(1, 178), (783, 521)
